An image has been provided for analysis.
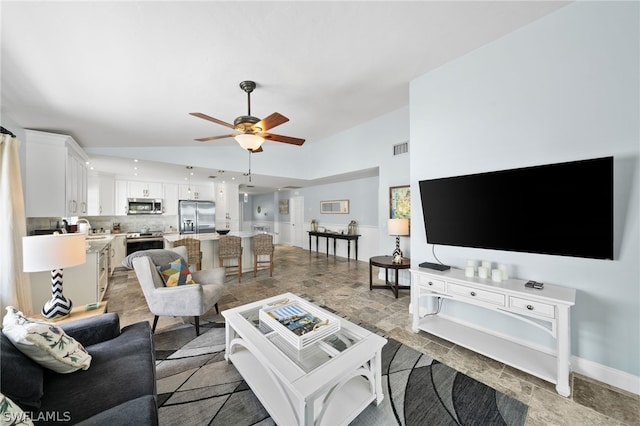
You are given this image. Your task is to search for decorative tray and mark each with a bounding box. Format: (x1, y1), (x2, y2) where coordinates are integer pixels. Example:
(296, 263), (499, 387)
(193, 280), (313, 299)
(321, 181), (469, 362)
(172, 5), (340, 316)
(259, 298), (340, 350)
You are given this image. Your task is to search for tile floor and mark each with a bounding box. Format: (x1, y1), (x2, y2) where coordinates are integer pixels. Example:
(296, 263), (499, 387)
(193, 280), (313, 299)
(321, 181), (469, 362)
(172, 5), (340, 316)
(105, 245), (639, 425)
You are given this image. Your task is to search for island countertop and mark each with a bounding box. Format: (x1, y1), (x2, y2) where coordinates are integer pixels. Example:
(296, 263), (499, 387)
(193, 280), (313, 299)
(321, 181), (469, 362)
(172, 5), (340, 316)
(163, 231), (263, 243)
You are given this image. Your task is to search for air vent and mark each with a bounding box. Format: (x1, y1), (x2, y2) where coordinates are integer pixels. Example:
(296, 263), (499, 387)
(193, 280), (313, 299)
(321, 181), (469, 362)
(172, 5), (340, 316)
(282, 186), (302, 189)
(393, 141), (409, 156)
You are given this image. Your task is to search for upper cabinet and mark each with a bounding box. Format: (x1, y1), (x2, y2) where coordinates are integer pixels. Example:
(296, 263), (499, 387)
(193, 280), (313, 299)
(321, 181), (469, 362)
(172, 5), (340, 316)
(87, 173), (115, 216)
(24, 130), (89, 218)
(179, 183), (215, 201)
(215, 183), (239, 231)
(128, 181), (163, 199)
(163, 183), (179, 216)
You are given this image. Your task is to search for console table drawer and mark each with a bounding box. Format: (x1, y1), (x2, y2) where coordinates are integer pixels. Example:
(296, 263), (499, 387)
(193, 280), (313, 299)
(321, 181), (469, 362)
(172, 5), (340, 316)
(448, 283), (505, 306)
(510, 297), (555, 318)
(418, 275), (445, 292)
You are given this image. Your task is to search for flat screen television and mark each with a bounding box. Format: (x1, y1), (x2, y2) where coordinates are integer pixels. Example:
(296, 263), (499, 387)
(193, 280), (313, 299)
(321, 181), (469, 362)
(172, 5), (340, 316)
(418, 157), (614, 260)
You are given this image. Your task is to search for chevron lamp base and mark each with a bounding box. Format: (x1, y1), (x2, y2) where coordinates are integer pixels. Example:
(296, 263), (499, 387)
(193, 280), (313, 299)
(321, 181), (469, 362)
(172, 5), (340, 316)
(41, 268), (73, 320)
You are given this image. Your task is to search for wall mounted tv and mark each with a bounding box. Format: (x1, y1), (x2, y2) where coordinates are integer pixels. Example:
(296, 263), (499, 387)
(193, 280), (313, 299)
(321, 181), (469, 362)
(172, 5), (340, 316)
(418, 157), (613, 260)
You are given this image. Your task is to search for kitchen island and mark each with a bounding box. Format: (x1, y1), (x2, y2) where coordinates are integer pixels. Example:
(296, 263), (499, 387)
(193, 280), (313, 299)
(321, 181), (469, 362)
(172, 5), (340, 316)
(164, 232), (263, 272)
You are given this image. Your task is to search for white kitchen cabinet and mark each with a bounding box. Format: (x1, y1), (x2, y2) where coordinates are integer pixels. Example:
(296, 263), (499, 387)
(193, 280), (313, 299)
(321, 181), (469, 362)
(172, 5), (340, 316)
(129, 181), (163, 198)
(215, 182), (239, 231)
(87, 173), (115, 216)
(24, 130), (89, 218)
(30, 240), (111, 314)
(114, 180), (129, 216)
(179, 183), (215, 201)
(111, 235), (127, 274)
(163, 183), (179, 215)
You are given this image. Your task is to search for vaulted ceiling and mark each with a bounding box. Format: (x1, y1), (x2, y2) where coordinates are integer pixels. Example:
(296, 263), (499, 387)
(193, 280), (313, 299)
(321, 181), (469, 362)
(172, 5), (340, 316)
(1, 1), (569, 191)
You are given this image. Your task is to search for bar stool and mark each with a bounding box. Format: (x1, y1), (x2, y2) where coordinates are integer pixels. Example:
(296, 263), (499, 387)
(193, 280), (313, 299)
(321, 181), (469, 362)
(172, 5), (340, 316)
(173, 237), (202, 271)
(253, 234), (274, 277)
(218, 235), (242, 282)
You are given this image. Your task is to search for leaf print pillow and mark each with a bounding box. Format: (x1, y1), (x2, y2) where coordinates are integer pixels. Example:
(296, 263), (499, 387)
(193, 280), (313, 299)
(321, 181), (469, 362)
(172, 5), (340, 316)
(2, 307), (91, 374)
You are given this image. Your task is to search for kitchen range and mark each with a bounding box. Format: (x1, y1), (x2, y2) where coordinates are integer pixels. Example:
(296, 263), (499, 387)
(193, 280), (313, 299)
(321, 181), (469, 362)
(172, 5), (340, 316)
(126, 231), (164, 255)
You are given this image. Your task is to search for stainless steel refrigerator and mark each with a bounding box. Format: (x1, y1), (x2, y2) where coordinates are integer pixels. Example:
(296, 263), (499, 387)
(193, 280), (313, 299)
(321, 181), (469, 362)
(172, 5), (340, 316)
(178, 200), (215, 234)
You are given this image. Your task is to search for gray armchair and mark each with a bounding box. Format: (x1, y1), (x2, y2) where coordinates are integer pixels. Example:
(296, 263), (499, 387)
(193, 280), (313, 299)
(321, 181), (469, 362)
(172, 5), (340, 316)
(131, 246), (225, 335)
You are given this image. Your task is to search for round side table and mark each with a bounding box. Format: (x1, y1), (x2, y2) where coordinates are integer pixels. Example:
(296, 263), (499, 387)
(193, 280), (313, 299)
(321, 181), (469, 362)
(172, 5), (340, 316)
(369, 255), (410, 298)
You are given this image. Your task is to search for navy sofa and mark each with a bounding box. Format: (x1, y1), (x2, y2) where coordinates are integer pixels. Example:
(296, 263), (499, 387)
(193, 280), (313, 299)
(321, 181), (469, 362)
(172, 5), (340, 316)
(1, 313), (158, 425)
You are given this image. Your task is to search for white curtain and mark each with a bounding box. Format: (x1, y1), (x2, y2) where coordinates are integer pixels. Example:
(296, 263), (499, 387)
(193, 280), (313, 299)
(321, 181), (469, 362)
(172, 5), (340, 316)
(0, 134), (32, 315)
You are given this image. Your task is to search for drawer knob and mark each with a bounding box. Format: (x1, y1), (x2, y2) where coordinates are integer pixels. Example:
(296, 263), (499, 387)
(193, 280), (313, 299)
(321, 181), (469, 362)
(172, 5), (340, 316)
(526, 304), (534, 310)
(428, 281), (433, 286)
(470, 291), (477, 297)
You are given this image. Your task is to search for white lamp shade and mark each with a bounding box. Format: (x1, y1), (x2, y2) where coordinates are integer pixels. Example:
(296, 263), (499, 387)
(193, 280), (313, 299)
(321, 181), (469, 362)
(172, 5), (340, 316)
(235, 133), (265, 151)
(388, 218), (409, 236)
(22, 233), (87, 272)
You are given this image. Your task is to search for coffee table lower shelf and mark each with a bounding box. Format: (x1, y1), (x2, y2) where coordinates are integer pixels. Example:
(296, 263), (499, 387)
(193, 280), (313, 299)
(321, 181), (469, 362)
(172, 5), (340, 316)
(229, 346), (376, 426)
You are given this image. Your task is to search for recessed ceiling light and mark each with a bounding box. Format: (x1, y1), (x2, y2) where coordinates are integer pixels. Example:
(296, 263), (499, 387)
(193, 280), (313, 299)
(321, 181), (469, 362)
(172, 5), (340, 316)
(134, 159), (139, 163)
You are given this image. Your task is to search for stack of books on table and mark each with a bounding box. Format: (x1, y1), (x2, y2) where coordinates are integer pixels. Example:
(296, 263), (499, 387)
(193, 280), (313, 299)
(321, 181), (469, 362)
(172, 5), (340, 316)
(259, 299), (340, 350)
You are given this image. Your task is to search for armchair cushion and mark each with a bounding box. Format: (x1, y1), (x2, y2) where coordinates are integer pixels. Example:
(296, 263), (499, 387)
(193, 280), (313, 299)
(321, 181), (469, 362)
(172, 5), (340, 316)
(2, 307), (92, 374)
(156, 257), (196, 286)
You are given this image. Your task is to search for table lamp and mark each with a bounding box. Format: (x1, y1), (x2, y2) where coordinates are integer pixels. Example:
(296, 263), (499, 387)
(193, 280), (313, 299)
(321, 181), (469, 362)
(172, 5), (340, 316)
(22, 233), (86, 320)
(388, 218), (409, 262)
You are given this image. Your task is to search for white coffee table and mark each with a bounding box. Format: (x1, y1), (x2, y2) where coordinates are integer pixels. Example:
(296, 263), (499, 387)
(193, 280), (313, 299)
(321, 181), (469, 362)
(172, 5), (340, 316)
(222, 292), (387, 426)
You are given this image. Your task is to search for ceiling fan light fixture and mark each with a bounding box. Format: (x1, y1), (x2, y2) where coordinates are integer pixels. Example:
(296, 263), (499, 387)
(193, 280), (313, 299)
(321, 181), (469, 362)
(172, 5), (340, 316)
(235, 133), (264, 151)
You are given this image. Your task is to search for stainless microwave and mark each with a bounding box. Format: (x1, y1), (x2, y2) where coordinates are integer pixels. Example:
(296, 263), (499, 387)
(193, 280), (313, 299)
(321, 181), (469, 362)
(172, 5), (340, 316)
(127, 198), (163, 215)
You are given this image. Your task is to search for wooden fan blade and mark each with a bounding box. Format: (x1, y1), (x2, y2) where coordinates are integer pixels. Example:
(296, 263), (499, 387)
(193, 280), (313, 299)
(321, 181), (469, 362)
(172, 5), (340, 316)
(256, 112), (289, 131)
(189, 112), (234, 129)
(262, 132), (305, 146)
(195, 134), (236, 142)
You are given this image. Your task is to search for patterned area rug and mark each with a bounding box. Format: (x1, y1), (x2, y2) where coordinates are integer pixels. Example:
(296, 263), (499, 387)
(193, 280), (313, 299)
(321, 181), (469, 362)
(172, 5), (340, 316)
(154, 316), (528, 426)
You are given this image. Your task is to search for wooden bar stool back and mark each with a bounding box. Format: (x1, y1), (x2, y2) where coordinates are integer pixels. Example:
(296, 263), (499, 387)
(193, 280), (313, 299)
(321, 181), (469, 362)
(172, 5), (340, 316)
(218, 235), (242, 282)
(173, 237), (202, 271)
(253, 234), (274, 277)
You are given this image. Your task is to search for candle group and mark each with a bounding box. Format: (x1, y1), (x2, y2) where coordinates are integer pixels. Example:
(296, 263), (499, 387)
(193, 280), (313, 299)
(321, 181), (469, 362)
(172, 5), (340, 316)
(465, 260), (509, 282)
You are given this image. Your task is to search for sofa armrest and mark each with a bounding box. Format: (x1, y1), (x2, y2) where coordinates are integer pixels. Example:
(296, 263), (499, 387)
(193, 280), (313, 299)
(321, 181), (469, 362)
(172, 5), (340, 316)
(60, 313), (120, 347)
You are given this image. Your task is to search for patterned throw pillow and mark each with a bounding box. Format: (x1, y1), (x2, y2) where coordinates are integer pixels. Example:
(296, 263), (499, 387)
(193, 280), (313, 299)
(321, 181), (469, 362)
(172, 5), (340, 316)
(0, 392), (34, 426)
(2, 307), (92, 374)
(156, 257), (196, 287)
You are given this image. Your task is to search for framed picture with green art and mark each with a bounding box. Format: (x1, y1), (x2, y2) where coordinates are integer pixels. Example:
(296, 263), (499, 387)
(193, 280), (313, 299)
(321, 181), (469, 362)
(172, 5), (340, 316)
(389, 185), (410, 219)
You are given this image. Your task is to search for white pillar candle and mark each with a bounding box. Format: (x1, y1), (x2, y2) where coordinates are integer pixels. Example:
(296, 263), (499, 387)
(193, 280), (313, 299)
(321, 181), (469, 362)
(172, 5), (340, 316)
(482, 260), (492, 270)
(499, 264), (509, 280)
(491, 269), (502, 282)
(478, 266), (489, 279)
(465, 266), (475, 277)
(466, 259), (478, 268)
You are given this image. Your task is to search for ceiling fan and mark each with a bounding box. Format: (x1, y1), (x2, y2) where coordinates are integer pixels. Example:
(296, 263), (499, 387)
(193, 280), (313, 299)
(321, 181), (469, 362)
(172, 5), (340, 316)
(190, 81), (305, 153)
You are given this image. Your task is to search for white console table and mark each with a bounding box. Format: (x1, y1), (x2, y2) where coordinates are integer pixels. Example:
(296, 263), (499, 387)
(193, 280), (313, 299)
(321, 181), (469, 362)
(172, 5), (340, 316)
(411, 267), (576, 396)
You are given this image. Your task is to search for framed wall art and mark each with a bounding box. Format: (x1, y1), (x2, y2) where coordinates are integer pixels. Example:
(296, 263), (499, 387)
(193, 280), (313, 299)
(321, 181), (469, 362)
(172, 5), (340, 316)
(320, 200), (349, 214)
(389, 185), (410, 219)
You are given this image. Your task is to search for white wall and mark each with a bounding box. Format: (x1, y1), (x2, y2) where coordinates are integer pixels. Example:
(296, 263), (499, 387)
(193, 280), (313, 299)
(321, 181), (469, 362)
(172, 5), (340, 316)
(410, 1), (639, 390)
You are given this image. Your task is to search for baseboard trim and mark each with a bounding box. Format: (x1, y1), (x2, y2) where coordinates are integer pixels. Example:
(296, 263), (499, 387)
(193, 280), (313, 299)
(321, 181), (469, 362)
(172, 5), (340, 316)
(571, 355), (640, 396)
